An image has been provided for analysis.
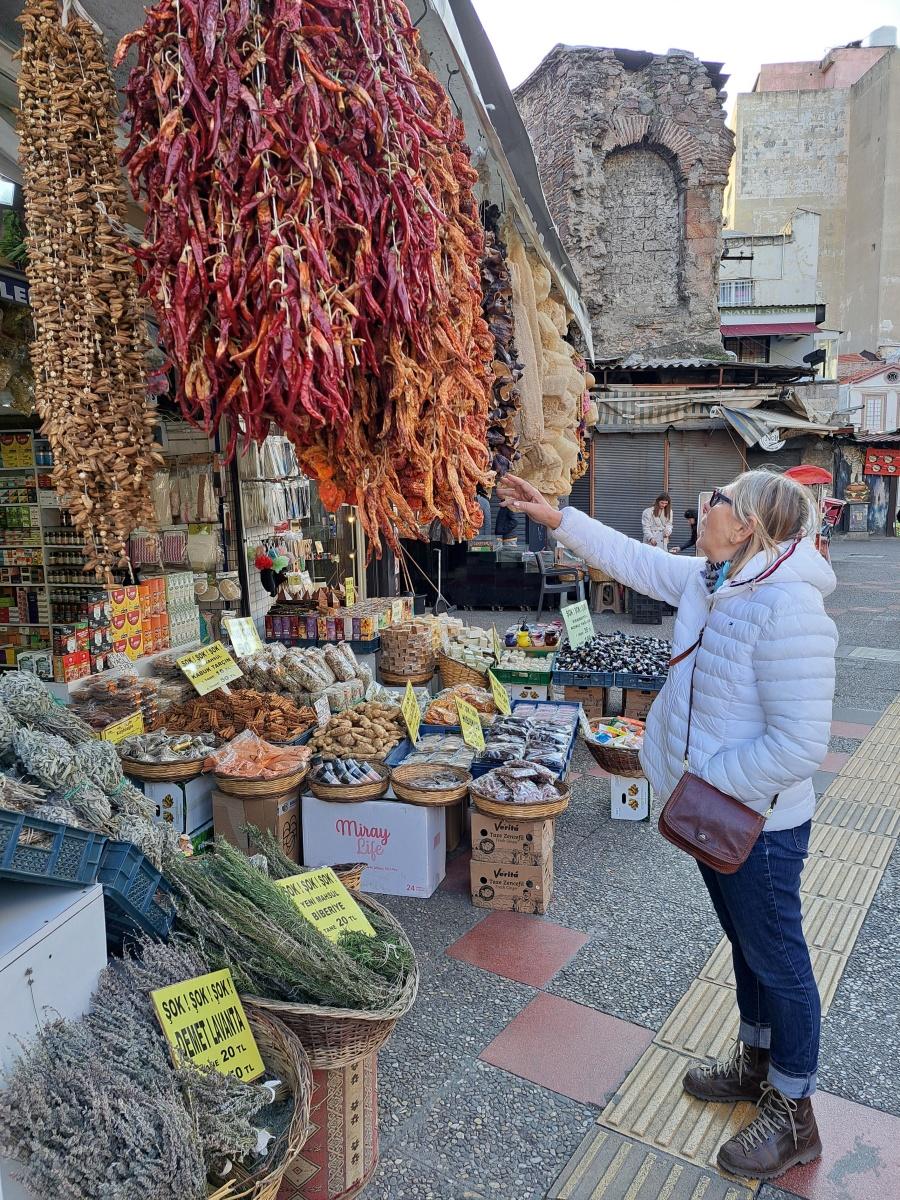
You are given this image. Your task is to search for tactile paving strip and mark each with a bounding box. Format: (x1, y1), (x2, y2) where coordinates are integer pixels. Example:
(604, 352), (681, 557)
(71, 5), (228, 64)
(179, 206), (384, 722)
(830, 756), (900, 785)
(800, 894), (867, 956)
(814, 794), (900, 837)
(697, 937), (847, 1013)
(549, 1127), (754, 1200)
(656, 978), (737, 1060)
(800, 855), (883, 907)
(820, 776), (900, 809)
(808, 824), (894, 869)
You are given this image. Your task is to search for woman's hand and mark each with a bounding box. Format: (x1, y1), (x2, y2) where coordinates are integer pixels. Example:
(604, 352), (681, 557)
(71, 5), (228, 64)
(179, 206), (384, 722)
(496, 474), (562, 530)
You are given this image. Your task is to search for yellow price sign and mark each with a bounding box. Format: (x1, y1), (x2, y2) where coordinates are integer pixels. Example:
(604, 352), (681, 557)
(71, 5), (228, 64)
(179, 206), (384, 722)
(224, 616), (263, 658)
(401, 680), (421, 744)
(344, 576), (356, 606)
(487, 670), (512, 716)
(276, 867), (375, 942)
(456, 697), (486, 752)
(492, 625), (504, 663)
(561, 600), (595, 650)
(391, 599), (403, 624)
(151, 968), (264, 1082)
(177, 641), (243, 696)
(100, 711), (145, 744)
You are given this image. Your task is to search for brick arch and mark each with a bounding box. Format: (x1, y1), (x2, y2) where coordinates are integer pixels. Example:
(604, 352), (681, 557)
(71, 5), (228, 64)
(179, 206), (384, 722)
(600, 115), (702, 182)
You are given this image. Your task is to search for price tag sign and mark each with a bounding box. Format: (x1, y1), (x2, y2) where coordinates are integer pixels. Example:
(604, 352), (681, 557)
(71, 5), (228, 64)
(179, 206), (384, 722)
(487, 670), (512, 716)
(224, 617), (263, 658)
(276, 867), (375, 942)
(314, 694), (331, 728)
(314, 541), (324, 554)
(456, 698), (486, 752)
(344, 576), (356, 606)
(492, 625), (504, 663)
(151, 968), (264, 1082)
(401, 680), (421, 744)
(177, 641), (243, 695)
(561, 600), (595, 650)
(100, 711), (145, 744)
(391, 599), (403, 624)
(300, 570), (314, 591)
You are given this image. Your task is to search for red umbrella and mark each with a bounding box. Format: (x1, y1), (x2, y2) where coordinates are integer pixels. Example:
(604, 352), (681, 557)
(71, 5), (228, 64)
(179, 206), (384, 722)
(784, 465), (832, 487)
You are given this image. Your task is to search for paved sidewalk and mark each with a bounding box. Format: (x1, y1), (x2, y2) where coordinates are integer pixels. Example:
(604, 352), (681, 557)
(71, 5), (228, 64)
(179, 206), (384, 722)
(366, 539), (900, 1200)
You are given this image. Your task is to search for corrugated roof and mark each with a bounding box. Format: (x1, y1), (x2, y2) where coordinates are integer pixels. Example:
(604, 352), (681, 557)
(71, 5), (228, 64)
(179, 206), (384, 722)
(618, 352), (734, 370)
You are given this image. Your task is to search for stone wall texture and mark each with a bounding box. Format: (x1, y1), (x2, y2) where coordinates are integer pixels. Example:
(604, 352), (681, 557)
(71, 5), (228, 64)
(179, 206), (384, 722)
(515, 47), (734, 360)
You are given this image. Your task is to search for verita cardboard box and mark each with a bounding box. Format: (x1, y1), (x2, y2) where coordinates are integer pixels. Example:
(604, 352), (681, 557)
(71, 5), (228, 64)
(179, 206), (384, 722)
(563, 685), (608, 721)
(470, 857), (553, 914)
(302, 794), (445, 897)
(275, 1056), (378, 1200)
(212, 789), (301, 861)
(623, 688), (658, 720)
(138, 774), (215, 836)
(470, 811), (554, 866)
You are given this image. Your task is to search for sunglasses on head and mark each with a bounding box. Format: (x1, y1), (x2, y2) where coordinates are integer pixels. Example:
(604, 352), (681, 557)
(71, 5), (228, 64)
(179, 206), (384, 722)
(709, 488), (733, 509)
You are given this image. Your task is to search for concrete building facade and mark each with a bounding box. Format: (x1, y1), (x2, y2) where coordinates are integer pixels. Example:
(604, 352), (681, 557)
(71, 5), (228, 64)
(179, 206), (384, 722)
(724, 31), (900, 356)
(515, 46), (734, 361)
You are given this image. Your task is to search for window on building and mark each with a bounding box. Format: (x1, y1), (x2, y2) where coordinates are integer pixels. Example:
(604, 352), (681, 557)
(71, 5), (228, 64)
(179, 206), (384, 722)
(719, 279), (753, 307)
(863, 392), (886, 432)
(723, 336), (770, 363)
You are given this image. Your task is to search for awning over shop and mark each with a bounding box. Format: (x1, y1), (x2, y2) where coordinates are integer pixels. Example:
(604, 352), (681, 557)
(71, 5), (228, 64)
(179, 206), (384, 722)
(720, 323), (819, 337)
(712, 405), (842, 446)
(594, 389), (772, 429)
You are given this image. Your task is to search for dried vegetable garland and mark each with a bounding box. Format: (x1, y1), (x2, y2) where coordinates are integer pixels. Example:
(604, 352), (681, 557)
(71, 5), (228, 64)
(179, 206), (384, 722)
(480, 207), (522, 477)
(116, 0), (492, 554)
(16, 0), (161, 575)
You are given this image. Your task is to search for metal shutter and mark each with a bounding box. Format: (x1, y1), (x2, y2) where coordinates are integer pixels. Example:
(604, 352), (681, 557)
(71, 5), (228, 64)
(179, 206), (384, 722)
(593, 432), (665, 540)
(568, 459), (591, 516)
(665, 430), (744, 546)
(747, 444), (802, 471)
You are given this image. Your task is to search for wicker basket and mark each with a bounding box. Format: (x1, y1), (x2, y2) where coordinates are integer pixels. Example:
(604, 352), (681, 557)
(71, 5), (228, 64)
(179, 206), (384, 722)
(380, 666), (434, 686)
(438, 650), (488, 689)
(308, 762), (391, 803)
(242, 893), (419, 1070)
(470, 778), (570, 821)
(215, 767), (308, 797)
(391, 762), (471, 807)
(120, 757), (204, 782)
(586, 719), (644, 778)
(331, 862), (365, 890)
(207, 1007), (313, 1200)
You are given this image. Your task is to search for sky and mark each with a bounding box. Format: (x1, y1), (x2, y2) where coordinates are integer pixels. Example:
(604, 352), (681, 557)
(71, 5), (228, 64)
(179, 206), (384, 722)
(470, 0), (900, 106)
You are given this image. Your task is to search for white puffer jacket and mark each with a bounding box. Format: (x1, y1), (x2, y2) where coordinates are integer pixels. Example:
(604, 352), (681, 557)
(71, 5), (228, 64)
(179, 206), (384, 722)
(556, 508), (838, 831)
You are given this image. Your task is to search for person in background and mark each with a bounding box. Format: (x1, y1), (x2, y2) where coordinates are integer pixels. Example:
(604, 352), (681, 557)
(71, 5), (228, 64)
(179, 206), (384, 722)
(475, 486), (492, 535)
(671, 508), (698, 555)
(494, 502), (519, 544)
(642, 493), (673, 548)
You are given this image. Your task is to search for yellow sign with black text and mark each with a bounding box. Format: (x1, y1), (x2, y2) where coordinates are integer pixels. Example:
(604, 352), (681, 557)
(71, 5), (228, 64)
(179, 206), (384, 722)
(344, 577), (356, 606)
(151, 968), (264, 1082)
(177, 641), (243, 696)
(456, 697), (486, 751)
(401, 680), (421, 744)
(224, 617), (263, 658)
(276, 867), (375, 942)
(488, 670), (512, 716)
(100, 712), (145, 744)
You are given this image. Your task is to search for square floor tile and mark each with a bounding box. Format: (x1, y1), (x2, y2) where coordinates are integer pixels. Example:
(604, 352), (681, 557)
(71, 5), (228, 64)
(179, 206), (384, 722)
(480, 992), (654, 1106)
(446, 910), (588, 987)
(822, 751), (851, 773)
(830, 721), (874, 740)
(777, 1090), (900, 1199)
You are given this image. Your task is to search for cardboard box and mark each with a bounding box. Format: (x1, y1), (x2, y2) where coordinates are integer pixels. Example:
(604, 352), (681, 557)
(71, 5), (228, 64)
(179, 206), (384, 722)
(470, 858), (553, 914)
(470, 812), (554, 866)
(563, 685), (609, 721)
(610, 774), (652, 821)
(138, 774), (215, 835)
(302, 794), (445, 897)
(212, 789), (300, 862)
(53, 649), (90, 683)
(125, 631), (144, 661)
(623, 688), (657, 720)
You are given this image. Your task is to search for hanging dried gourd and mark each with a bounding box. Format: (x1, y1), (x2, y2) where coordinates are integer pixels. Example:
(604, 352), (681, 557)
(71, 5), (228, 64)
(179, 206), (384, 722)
(17, 0), (161, 575)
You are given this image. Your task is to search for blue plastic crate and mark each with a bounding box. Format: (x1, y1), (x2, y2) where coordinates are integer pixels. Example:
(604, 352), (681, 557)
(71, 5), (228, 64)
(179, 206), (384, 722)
(615, 671), (667, 693)
(551, 668), (616, 688)
(384, 738), (413, 767)
(471, 700), (580, 780)
(0, 810), (106, 887)
(97, 840), (174, 940)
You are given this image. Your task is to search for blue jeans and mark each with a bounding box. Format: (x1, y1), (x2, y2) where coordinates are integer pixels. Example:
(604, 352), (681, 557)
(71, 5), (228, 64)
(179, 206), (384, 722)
(697, 820), (820, 1099)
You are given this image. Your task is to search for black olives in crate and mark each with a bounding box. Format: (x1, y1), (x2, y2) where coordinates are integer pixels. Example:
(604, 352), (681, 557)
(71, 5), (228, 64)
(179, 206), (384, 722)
(555, 632), (672, 677)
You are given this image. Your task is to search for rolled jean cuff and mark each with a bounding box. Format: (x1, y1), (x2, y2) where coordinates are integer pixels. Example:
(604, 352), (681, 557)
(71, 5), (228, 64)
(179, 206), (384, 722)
(768, 1062), (817, 1100)
(739, 1020), (771, 1050)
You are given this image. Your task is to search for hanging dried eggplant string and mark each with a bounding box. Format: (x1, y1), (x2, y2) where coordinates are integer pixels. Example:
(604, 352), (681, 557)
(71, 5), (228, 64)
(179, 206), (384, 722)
(480, 206), (523, 478)
(17, 0), (162, 576)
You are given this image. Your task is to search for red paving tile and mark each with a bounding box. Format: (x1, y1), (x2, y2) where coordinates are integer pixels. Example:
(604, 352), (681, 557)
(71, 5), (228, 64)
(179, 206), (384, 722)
(831, 721), (875, 740)
(822, 751), (851, 773)
(445, 910), (588, 987)
(479, 992), (654, 1105)
(777, 1089), (900, 1200)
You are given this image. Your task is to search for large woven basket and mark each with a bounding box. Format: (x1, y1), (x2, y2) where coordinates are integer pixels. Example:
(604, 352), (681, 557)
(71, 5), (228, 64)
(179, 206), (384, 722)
(331, 862), (366, 891)
(207, 1007), (313, 1200)
(586, 720), (644, 779)
(308, 761), (391, 803)
(215, 767), (308, 797)
(391, 762), (471, 807)
(120, 757), (204, 782)
(438, 651), (488, 689)
(470, 778), (570, 821)
(380, 666), (434, 686)
(242, 893), (419, 1070)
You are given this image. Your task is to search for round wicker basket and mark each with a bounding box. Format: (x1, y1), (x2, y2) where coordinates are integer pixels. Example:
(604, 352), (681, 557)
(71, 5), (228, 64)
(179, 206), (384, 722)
(470, 778), (570, 821)
(438, 651), (488, 689)
(242, 894), (419, 1071)
(331, 862), (366, 891)
(308, 762), (391, 803)
(586, 720), (644, 778)
(120, 757), (204, 782)
(390, 762), (471, 807)
(379, 666), (434, 686)
(215, 767), (308, 797)
(207, 1007), (313, 1200)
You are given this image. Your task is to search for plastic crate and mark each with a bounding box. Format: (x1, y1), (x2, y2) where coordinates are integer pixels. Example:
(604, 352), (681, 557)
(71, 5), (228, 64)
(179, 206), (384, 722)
(629, 591), (663, 625)
(615, 671), (667, 692)
(97, 840), (174, 940)
(551, 667), (616, 688)
(471, 699), (580, 780)
(0, 810), (106, 887)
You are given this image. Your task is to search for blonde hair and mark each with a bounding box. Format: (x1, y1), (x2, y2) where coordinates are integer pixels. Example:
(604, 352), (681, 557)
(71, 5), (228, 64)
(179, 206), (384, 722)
(725, 469), (818, 576)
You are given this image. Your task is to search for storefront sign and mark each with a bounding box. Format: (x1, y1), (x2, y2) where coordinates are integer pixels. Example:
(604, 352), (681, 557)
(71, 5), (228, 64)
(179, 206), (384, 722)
(224, 617), (263, 658)
(276, 867), (375, 941)
(561, 600), (594, 650)
(100, 712), (145, 744)
(344, 576), (356, 605)
(314, 694), (332, 728)
(401, 681), (420, 744)
(487, 670), (512, 716)
(456, 698), (486, 751)
(0, 272), (29, 307)
(151, 968), (264, 1082)
(177, 641), (243, 695)
(864, 449), (899, 475)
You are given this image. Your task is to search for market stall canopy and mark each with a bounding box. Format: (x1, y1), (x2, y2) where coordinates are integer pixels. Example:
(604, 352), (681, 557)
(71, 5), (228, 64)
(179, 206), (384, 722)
(594, 389), (774, 430)
(712, 405), (846, 447)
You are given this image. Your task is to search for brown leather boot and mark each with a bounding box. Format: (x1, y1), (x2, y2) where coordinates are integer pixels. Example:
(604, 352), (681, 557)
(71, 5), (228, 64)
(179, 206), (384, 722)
(717, 1083), (823, 1180)
(683, 1041), (769, 1102)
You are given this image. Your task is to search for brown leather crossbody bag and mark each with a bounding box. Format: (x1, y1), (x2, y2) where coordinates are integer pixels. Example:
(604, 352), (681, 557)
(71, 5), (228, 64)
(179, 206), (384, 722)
(657, 632), (777, 874)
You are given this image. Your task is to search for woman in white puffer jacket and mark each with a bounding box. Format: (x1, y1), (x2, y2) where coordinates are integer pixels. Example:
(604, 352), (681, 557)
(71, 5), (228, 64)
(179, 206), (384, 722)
(498, 468), (837, 1184)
